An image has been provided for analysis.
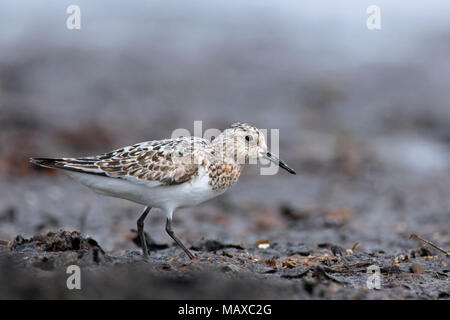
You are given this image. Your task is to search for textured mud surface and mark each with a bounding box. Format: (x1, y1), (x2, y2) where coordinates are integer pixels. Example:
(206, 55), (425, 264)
(0, 230), (448, 299)
(0, 177), (448, 300)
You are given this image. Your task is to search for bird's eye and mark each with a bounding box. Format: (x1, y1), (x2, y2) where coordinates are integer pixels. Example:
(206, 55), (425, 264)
(245, 135), (253, 142)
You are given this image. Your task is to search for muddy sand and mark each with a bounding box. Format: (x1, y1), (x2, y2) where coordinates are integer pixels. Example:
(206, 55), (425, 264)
(0, 170), (448, 299)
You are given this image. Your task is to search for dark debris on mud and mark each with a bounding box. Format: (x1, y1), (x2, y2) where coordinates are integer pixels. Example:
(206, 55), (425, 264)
(11, 230), (105, 254)
(0, 229), (448, 299)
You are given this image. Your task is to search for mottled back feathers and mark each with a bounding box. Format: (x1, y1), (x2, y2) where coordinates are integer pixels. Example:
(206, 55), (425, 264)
(31, 135), (246, 191)
(31, 137), (213, 187)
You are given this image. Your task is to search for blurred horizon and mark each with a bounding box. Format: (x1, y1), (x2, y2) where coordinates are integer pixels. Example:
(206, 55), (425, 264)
(1, 1), (450, 144)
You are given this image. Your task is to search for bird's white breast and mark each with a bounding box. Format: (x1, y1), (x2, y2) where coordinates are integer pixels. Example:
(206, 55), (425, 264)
(66, 166), (224, 211)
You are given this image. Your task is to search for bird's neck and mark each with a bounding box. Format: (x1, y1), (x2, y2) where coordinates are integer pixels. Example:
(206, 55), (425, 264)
(211, 135), (242, 165)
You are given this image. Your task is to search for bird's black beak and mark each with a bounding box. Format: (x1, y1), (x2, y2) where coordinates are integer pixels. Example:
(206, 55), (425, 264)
(265, 152), (296, 174)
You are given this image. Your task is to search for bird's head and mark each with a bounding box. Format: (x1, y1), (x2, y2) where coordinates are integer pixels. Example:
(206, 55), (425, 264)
(213, 122), (296, 174)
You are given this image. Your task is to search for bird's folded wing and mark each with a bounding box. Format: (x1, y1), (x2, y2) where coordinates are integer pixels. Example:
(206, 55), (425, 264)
(31, 138), (211, 186)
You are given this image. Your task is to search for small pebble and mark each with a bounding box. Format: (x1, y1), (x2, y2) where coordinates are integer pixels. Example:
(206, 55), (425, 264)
(410, 263), (424, 274)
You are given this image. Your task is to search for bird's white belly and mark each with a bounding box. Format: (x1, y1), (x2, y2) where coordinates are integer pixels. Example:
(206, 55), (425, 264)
(66, 170), (223, 211)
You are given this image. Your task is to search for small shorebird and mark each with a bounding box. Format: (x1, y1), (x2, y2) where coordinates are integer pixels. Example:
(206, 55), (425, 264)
(30, 123), (296, 259)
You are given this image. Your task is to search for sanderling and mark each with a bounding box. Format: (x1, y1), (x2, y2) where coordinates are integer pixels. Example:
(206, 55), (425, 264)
(30, 123), (296, 259)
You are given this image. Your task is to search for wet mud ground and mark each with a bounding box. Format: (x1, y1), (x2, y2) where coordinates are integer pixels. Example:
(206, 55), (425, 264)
(0, 168), (448, 299)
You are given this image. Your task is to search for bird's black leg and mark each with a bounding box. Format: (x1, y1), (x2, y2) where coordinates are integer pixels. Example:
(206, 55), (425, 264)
(137, 206), (151, 258)
(165, 217), (195, 260)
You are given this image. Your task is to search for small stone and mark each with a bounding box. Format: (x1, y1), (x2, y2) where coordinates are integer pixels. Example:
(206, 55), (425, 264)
(256, 240), (270, 250)
(410, 263), (424, 274)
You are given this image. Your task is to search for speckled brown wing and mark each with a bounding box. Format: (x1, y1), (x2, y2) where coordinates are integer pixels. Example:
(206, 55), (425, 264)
(98, 139), (203, 185)
(31, 137), (212, 186)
